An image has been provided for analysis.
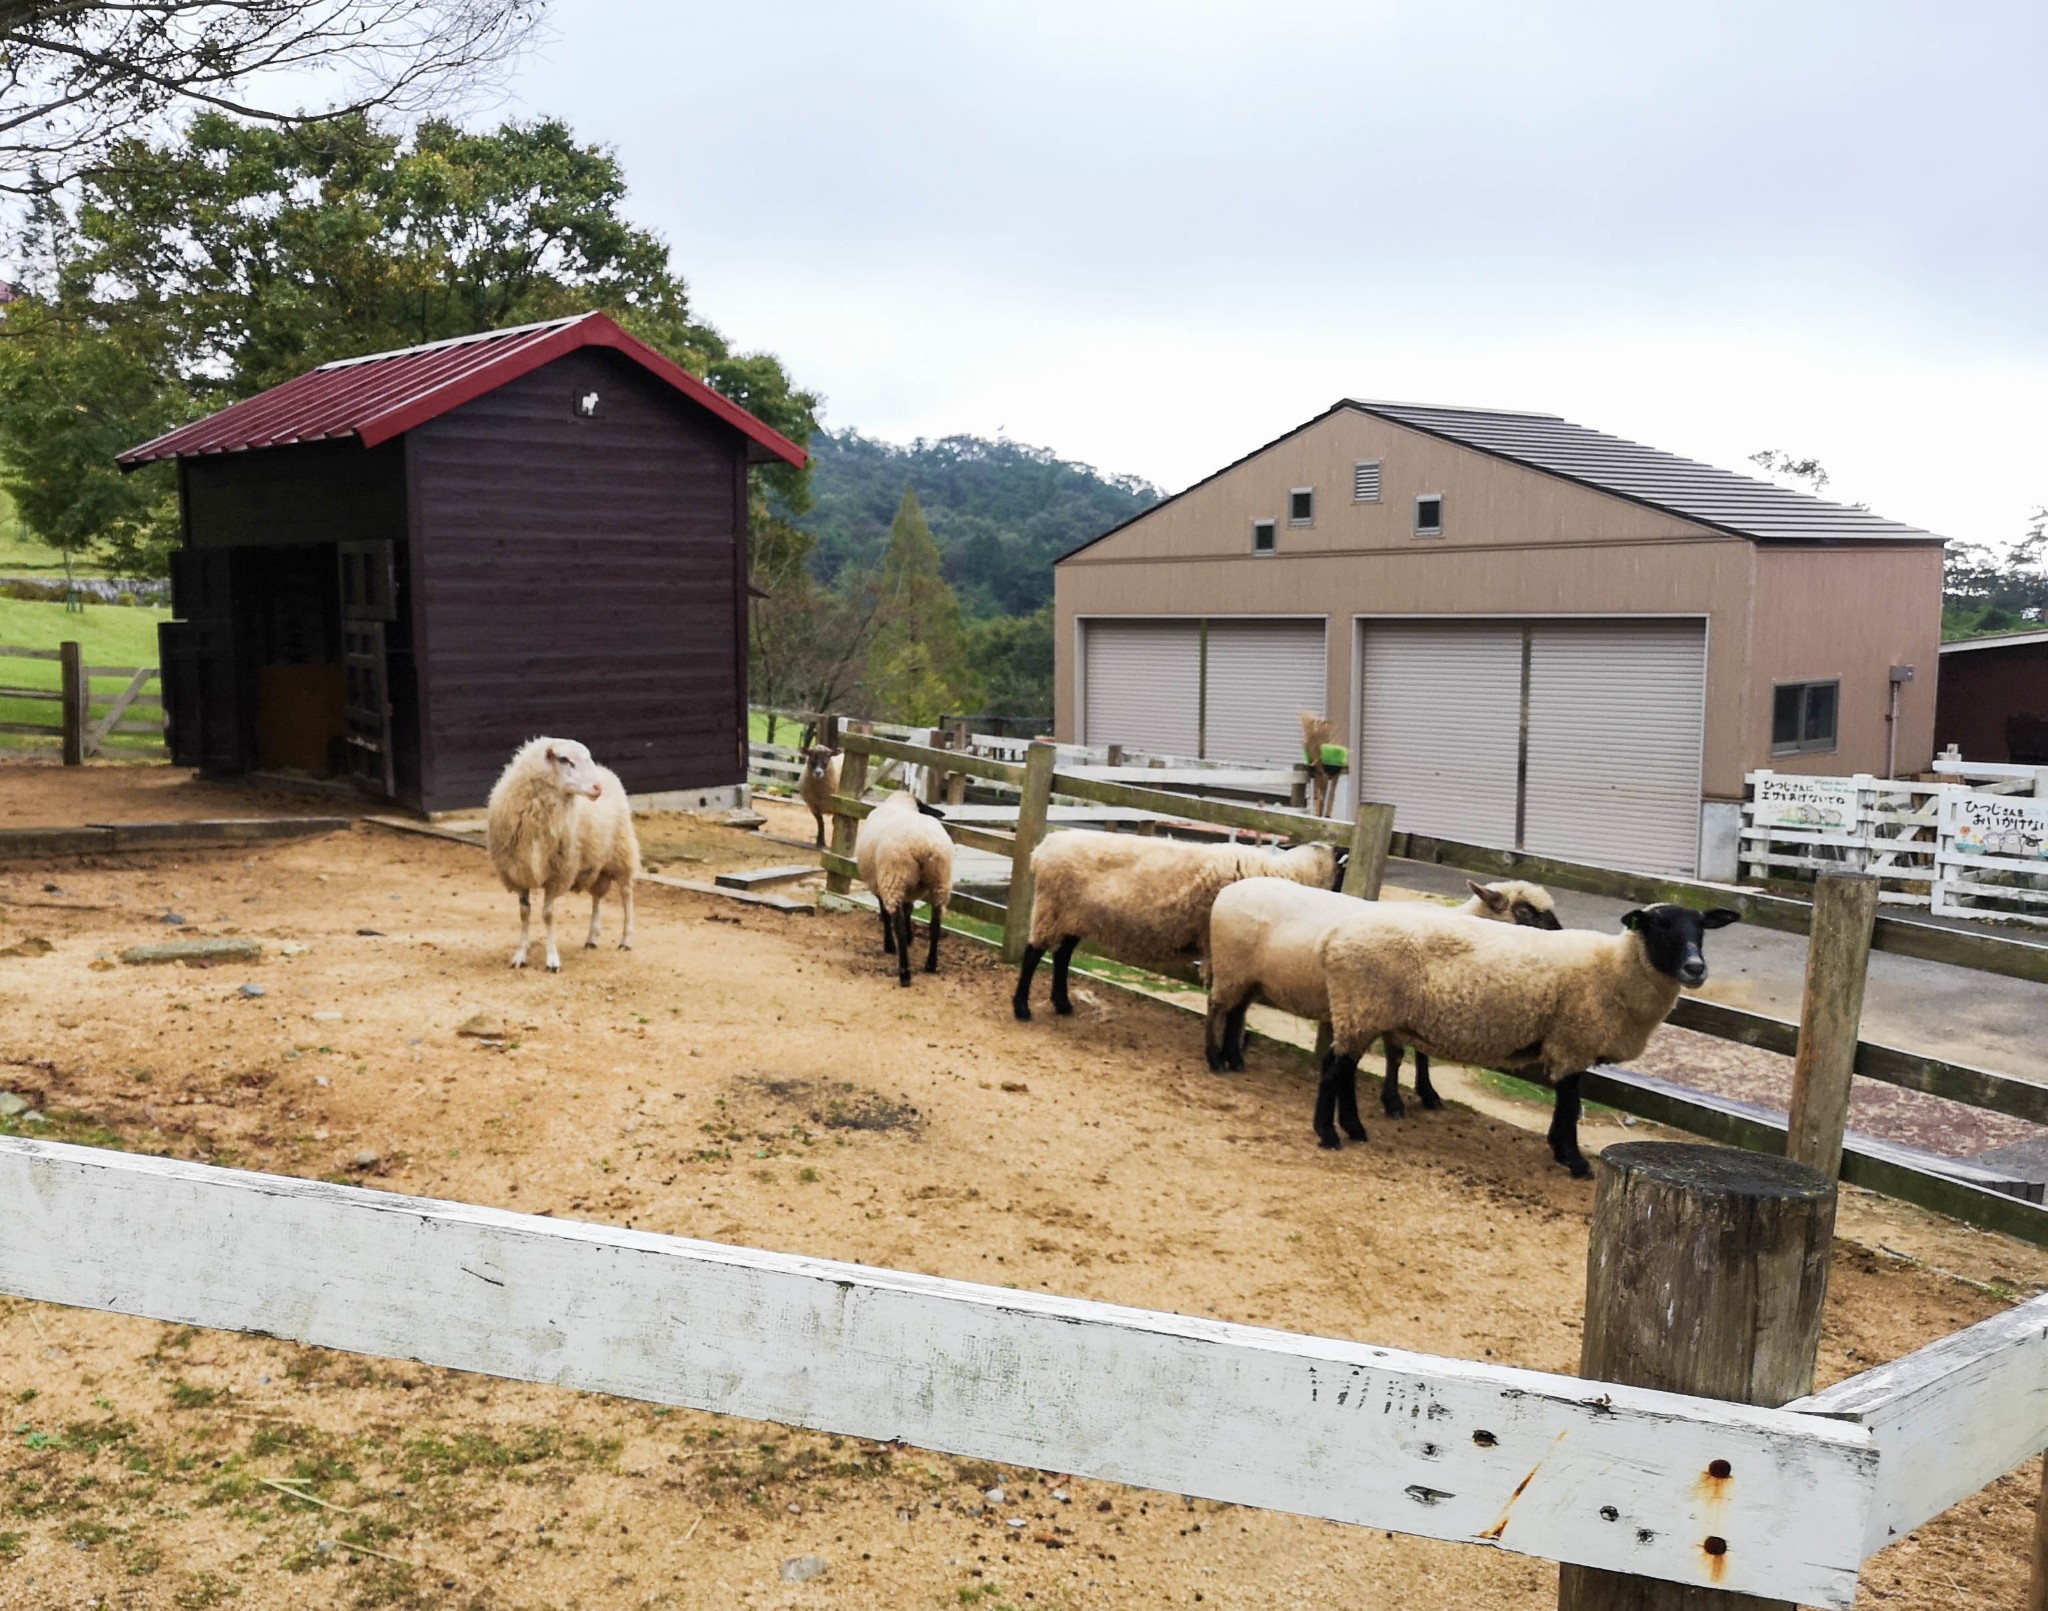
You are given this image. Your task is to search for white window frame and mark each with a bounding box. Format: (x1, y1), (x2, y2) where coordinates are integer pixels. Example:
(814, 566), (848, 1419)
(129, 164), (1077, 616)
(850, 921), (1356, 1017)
(1770, 678), (1840, 756)
(1288, 487), (1315, 527)
(1352, 461), (1383, 503)
(1251, 518), (1277, 555)
(1414, 494), (1445, 537)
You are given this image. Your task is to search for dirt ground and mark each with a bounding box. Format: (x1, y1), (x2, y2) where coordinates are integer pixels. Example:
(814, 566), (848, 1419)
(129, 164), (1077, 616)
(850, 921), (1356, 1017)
(0, 784), (2042, 1609)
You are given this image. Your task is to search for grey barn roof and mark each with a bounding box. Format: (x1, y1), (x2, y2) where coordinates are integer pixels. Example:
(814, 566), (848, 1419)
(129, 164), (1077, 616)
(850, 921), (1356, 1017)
(1348, 401), (1941, 545)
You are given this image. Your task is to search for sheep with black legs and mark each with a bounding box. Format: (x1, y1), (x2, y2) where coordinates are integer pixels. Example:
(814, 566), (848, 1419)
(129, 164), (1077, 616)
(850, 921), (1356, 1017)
(486, 737), (641, 972)
(1309, 902), (1738, 1175)
(854, 788), (954, 987)
(1012, 833), (1344, 1022)
(799, 745), (843, 848)
(1205, 878), (1561, 1120)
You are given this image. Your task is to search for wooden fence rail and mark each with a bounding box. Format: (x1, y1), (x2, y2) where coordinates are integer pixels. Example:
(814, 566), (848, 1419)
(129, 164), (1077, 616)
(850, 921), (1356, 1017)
(0, 641), (165, 761)
(10, 1136), (2048, 1608)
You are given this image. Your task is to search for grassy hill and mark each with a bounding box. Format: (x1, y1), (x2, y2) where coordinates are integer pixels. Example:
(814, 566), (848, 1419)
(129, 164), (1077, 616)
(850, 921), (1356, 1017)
(0, 596), (171, 753)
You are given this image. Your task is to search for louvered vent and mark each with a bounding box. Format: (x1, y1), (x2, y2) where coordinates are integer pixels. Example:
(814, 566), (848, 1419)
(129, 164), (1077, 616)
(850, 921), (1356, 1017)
(1353, 460), (1382, 502)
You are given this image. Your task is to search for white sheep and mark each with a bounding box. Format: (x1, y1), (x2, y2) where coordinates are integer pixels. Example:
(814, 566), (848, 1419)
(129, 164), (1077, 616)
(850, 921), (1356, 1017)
(1011, 832), (1344, 1021)
(854, 788), (955, 987)
(1312, 902), (1739, 1174)
(1205, 878), (1561, 1118)
(485, 737), (642, 972)
(799, 745), (843, 848)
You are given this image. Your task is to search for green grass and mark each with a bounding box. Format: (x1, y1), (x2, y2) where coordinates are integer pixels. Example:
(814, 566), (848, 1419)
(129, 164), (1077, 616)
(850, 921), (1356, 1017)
(0, 596), (171, 753)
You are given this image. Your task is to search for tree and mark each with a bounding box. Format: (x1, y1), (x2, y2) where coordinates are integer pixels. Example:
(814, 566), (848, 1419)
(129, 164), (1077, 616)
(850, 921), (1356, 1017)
(0, 0), (546, 197)
(966, 605), (1053, 720)
(863, 485), (978, 723)
(1747, 449), (1830, 494)
(0, 111), (818, 573)
(1944, 508), (2048, 638)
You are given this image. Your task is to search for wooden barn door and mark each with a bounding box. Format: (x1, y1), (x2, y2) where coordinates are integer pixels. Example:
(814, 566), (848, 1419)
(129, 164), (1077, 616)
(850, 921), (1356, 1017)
(162, 549), (243, 773)
(339, 541), (396, 799)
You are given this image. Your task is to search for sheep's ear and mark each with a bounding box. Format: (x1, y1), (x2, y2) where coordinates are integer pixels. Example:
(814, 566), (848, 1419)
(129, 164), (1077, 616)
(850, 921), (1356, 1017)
(915, 799), (947, 819)
(1701, 908), (1742, 929)
(1619, 908), (1646, 931)
(1468, 880), (1509, 912)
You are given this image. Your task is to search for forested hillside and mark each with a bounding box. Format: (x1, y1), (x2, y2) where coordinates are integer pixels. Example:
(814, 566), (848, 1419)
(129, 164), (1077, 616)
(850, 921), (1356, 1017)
(791, 431), (1161, 618)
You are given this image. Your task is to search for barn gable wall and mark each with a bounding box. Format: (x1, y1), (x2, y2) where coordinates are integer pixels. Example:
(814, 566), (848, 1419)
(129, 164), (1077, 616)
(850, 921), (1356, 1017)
(404, 346), (748, 811)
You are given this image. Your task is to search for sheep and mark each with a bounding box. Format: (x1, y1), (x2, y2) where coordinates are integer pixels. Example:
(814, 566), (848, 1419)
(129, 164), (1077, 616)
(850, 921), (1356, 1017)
(1383, 880), (1560, 1117)
(799, 745), (843, 848)
(1311, 902), (1739, 1175)
(854, 788), (955, 987)
(1204, 878), (1562, 1119)
(485, 736), (642, 972)
(1011, 833), (1345, 1022)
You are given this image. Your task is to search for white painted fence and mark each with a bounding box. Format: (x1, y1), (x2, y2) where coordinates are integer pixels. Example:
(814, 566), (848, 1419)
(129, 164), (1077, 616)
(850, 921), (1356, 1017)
(1745, 769), (2048, 924)
(5, 1136), (2045, 1609)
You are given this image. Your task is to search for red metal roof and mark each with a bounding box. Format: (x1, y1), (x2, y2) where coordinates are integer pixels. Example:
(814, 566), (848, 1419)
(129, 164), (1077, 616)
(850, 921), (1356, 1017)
(117, 311), (807, 470)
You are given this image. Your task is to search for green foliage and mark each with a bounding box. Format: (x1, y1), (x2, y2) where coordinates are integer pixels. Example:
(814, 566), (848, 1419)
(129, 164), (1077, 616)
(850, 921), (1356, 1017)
(1944, 511), (2046, 639)
(864, 486), (978, 723)
(0, 110), (817, 575)
(789, 430), (1158, 616)
(966, 605), (1053, 718)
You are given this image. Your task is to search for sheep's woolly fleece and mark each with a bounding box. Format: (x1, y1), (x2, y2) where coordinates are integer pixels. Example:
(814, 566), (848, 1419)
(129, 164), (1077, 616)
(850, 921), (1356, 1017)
(485, 737), (642, 899)
(855, 789), (954, 913)
(1025, 834), (1338, 966)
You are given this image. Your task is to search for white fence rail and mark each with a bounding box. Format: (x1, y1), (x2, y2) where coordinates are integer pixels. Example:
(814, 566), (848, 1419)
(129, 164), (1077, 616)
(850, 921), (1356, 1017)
(6, 1137), (2047, 1609)
(1745, 769), (2048, 924)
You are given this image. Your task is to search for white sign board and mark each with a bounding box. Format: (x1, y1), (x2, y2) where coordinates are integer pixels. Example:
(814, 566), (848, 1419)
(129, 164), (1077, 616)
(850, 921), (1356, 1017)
(1751, 774), (1860, 831)
(1951, 793), (2048, 862)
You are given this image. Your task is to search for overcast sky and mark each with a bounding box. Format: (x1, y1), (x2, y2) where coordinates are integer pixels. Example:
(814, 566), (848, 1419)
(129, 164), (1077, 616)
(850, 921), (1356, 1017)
(501, 0), (2045, 550)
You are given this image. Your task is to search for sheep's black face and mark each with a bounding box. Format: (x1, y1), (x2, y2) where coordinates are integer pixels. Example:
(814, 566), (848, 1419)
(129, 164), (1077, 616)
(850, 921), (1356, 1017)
(1514, 901), (1563, 931)
(1621, 904), (1740, 986)
(805, 746), (836, 782)
(1328, 847), (1350, 891)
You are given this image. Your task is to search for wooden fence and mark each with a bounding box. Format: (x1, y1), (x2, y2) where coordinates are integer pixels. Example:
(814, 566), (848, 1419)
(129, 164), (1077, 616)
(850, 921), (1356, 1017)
(819, 732), (2048, 1248)
(0, 640), (164, 762)
(4, 1134), (2045, 1609)
(1743, 768), (2048, 924)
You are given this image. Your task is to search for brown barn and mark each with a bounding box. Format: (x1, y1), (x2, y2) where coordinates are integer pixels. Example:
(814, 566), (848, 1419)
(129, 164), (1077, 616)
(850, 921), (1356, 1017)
(119, 313), (804, 813)
(1936, 629), (2048, 764)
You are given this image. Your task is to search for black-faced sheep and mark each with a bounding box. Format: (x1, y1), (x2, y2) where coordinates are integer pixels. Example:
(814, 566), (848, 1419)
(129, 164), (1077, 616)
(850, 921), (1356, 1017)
(1012, 833), (1344, 1022)
(799, 745), (843, 849)
(1313, 902), (1738, 1175)
(486, 737), (642, 972)
(1204, 879), (1562, 1122)
(854, 789), (955, 987)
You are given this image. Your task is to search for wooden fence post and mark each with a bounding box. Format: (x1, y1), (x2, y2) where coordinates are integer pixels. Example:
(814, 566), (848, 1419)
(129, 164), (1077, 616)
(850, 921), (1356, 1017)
(1002, 739), (1058, 965)
(1558, 1142), (1837, 1611)
(1342, 798), (1395, 901)
(1786, 870), (1880, 1181)
(922, 725), (952, 805)
(59, 640), (84, 768)
(824, 737), (868, 897)
(945, 718), (971, 805)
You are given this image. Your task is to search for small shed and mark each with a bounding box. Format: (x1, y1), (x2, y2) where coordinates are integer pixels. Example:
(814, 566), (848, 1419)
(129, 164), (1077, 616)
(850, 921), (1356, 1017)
(119, 313), (804, 813)
(1936, 628), (2048, 763)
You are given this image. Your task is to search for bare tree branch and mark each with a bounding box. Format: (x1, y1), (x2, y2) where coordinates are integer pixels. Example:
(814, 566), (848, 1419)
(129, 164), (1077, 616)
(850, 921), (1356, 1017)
(0, 0), (548, 197)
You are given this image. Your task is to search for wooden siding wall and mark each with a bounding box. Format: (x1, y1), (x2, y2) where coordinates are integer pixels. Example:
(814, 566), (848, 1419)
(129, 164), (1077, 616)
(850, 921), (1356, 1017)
(1936, 641), (2048, 763)
(184, 439), (406, 550)
(404, 348), (748, 811)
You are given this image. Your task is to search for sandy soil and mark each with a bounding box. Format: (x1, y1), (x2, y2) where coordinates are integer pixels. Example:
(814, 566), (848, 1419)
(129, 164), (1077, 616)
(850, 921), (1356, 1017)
(0, 758), (351, 830)
(0, 802), (2041, 1610)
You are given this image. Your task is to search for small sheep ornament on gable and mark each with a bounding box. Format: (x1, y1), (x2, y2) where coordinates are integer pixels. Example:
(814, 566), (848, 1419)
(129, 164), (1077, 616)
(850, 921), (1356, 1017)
(485, 737), (642, 972)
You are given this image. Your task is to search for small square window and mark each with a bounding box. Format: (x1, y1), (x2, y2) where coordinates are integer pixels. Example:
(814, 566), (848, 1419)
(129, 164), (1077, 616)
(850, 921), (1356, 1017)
(1289, 488), (1314, 525)
(1252, 519), (1276, 554)
(1771, 680), (1839, 754)
(1414, 495), (1444, 535)
(1353, 460), (1382, 502)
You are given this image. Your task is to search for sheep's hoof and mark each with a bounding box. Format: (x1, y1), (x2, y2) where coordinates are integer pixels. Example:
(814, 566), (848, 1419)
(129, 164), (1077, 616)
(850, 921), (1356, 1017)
(1317, 1133), (1342, 1151)
(510, 955), (526, 969)
(923, 960), (938, 973)
(1419, 1092), (1444, 1112)
(1565, 1158), (1592, 1180)
(1343, 1122), (1369, 1143)
(897, 975), (911, 988)
(1051, 999), (1074, 1018)
(584, 939), (598, 950)
(619, 940), (633, 950)
(546, 959), (561, 974)
(1382, 1094), (1407, 1119)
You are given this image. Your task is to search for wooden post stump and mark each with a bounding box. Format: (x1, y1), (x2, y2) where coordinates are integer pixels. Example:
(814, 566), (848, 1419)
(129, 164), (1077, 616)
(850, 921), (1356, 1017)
(1002, 740), (1057, 964)
(945, 719), (971, 806)
(1341, 798), (1395, 901)
(60, 641), (84, 768)
(1558, 1142), (1837, 1611)
(823, 741), (869, 897)
(1786, 870), (1879, 1181)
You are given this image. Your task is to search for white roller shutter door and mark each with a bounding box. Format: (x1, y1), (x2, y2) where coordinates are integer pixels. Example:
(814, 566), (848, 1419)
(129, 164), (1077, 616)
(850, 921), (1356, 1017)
(1523, 621), (1704, 874)
(1082, 620), (1201, 755)
(1357, 622), (1522, 846)
(1203, 620), (1328, 764)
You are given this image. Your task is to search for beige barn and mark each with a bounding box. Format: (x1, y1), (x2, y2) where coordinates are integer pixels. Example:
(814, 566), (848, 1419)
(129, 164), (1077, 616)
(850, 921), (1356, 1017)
(1053, 402), (1945, 878)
